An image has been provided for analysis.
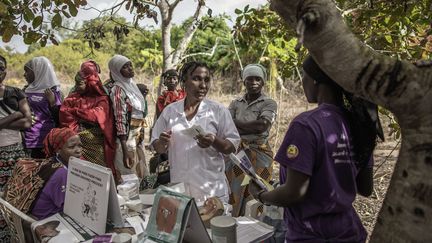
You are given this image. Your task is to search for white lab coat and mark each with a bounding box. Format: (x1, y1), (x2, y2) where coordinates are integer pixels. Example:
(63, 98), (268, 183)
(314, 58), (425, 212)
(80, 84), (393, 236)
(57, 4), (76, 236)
(151, 98), (240, 204)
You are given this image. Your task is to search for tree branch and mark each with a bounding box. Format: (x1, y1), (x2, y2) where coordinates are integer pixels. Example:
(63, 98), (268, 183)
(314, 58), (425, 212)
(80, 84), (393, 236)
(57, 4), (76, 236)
(171, 0), (206, 66)
(140, 0), (159, 7)
(82, 0), (126, 19)
(170, 0), (182, 9)
(180, 37), (220, 61)
(232, 36), (243, 70)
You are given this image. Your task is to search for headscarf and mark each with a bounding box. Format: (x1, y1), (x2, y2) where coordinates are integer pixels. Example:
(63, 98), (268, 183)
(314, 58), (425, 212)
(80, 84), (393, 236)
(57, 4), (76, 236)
(108, 55), (146, 113)
(24, 56), (60, 93)
(302, 56), (384, 167)
(79, 60), (100, 79)
(43, 127), (77, 158)
(242, 64), (267, 82)
(80, 60), (105, 97)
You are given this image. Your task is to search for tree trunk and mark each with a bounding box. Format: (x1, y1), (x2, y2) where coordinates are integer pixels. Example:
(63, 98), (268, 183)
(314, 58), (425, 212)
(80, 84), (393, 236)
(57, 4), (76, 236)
(271, 0), (432, 241)
(171, 1), (205, 65)
(159, 0), (174, 72)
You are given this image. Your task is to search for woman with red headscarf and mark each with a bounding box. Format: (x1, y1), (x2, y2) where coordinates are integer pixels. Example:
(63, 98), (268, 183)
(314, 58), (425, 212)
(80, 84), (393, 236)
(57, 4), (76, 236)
(59, 60), (117, 178)
(5, 128), (82, 220)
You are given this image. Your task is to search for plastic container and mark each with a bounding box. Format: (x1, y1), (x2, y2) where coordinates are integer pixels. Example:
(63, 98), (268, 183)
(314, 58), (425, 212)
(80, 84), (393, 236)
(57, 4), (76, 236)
(112, 233), (132, 243)
(210, 216), (237, 243)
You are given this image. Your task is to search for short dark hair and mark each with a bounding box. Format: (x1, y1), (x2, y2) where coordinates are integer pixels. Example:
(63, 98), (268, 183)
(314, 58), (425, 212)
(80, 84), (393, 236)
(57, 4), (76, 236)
(162, 69), (179, 79)
(179, 61), (211, 83)
(0, 55), (6, 68)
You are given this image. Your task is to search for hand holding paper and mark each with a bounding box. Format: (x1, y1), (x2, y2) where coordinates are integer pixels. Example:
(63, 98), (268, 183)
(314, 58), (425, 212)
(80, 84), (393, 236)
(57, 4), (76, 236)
(181, 125), (215, 148)
(229, 151), (273, 192)
(182, 124), (205, 138)
(195, 133), (215, 148)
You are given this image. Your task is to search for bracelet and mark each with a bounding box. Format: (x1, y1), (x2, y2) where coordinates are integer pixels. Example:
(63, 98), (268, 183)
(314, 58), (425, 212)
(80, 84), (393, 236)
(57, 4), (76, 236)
(257, 190), (269, 206)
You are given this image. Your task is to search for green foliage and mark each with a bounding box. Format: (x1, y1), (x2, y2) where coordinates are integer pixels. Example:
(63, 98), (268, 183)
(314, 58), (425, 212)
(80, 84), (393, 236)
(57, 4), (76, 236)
(175, 15), (233, 69)
(3, 38), (111, 85)
(232, 5), (305, 95)
(233, 1), (432, 82)
(337, 0), (432, 60)
(0, 0), (87, 45)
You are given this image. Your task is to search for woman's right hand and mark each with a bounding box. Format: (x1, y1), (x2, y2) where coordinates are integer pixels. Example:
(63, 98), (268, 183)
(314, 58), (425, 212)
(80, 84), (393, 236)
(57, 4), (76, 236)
(13, 111), (24, 119)
(122, 150), (134, 169)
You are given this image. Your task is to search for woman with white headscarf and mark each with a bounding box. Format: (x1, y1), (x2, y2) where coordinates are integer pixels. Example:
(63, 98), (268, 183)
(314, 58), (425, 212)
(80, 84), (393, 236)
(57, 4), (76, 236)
(24, 56), (62, 159)
(108, 54), (148, 179)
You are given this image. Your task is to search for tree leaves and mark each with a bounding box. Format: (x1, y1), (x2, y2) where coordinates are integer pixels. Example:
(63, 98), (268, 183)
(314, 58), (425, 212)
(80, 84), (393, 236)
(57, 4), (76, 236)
(51, 13), (63, 28)
(1, 26), (15, 42)
(32, 16), (43, 29)
(23, 31), (42, 44)
(68, 3), (78, 17)
(23, 7), (35, 22)
(0, 2), (8, 16)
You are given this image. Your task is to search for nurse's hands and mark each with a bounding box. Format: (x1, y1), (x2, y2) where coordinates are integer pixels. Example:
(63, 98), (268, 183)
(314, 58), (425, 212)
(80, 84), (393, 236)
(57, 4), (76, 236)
(195, 133), (215, 148)
(152, 131), (172, 154)
(159, 131), (172, 146)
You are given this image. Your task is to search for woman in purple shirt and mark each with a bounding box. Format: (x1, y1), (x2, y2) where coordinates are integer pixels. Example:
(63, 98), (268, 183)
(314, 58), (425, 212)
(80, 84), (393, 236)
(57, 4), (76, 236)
(5, 127), (82, 220)
(249, 56), (384, 242)
(23, 56), (62, 159)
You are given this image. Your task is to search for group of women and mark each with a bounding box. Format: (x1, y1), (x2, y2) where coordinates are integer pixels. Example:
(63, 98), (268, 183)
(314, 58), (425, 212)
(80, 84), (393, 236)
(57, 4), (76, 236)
(0, 51), (383, 242)
(0, 54), (149, 241)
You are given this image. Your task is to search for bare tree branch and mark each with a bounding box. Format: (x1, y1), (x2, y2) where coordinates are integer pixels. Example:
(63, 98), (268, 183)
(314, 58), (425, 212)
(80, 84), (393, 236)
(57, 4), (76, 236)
(232, 36), (243, 70)
(171, 1), (206, 66)
(180, 37), (220, 61)
(82, 1), (126, 19)
(170, 0), (182, 9)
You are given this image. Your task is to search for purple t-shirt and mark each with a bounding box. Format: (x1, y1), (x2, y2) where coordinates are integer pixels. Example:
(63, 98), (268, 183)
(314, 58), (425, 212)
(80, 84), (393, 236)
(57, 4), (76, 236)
(24, 87), (62, 148)
(275, 103), (370, 243)
(31, 167), (67, 220)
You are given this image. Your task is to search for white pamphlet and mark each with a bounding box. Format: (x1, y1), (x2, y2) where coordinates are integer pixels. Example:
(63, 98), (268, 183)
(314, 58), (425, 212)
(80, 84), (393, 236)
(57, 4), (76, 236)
(181, 124), (205, 137)
(64, 157), (123, 235)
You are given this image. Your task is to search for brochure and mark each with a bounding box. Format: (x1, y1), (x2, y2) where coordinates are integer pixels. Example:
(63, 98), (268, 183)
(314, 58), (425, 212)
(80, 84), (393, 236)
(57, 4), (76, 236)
(229, 150), (274, 191)
(31, 212), (96, 243)
(236, 216), (274, 242)
(64, 157), (123, 235)
(181, 124), (205, 137)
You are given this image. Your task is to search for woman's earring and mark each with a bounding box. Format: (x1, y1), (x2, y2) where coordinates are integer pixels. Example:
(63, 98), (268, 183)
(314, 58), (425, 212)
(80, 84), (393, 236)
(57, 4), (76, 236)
(313, 80), (318, 85)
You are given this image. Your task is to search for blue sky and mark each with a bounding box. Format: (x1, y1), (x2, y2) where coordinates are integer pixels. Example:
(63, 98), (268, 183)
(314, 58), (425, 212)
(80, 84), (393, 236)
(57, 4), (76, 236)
(1, 0), (267, 53)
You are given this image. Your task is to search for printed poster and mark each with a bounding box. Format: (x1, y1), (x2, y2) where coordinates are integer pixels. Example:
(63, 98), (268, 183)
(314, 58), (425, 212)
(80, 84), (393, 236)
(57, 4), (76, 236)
(64, 157), (111, 235)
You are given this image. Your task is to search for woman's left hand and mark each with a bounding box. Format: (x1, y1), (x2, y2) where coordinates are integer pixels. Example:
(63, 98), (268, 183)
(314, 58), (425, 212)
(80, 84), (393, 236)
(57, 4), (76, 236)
(44, 88), (56, 106)
(248, 181), (262, 199)
(195, 133), (215, 148)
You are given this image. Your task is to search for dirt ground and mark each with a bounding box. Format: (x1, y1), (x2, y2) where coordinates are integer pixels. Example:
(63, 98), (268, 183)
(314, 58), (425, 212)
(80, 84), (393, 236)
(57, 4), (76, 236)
(143, 89), (399, 238)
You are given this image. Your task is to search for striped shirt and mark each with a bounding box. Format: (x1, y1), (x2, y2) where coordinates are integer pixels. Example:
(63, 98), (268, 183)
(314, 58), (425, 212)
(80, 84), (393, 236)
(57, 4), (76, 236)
(110, 85), (132, 136)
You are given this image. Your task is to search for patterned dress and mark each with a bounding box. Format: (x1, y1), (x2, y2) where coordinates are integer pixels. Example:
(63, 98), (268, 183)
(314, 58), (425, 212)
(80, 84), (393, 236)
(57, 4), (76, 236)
(0, 86), (28, 242)
(227, 94), (278, 216)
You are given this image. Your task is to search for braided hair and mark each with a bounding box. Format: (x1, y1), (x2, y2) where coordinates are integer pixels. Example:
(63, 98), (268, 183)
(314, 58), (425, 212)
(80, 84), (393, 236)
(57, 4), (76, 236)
(302, 56), (384, 169)
(179, 61), (211, 84)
